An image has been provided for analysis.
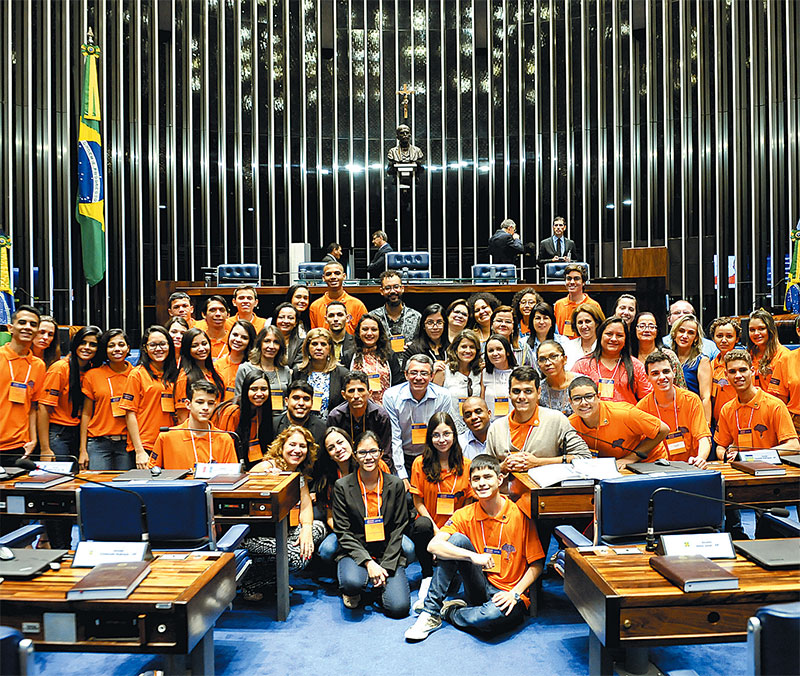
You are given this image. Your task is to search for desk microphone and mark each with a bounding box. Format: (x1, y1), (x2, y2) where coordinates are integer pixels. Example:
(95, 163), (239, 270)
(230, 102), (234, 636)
(645, 486), (790, 551)
(14, 457), (151, 543)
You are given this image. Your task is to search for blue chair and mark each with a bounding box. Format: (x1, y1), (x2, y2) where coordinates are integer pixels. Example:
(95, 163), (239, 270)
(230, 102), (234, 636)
(0, 627), (33, 676)
(298, 262), (326, 283)
(544, 261), (590, 283)
(385, 251), (430, 279)
(77, 481), (251, 583)
(471, 264), (517, 283)
(0, 524), (45, 549)
(755, 513), (800, 539)
(748, 602), (800, 675)
(217, 263), (260, 286)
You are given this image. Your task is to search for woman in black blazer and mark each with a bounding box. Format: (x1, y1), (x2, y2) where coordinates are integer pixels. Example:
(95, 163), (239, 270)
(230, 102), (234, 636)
(333, 431), (410, 617)
(291, 328), (349, 420)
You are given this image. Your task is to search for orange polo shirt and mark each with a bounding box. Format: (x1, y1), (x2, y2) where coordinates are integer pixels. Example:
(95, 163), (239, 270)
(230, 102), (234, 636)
(409, 456), (474, 528)
(119, 365), (176, 451)
(710, 354), (738, 424)
(174, 368), (217, 410)
(226, 314), (266, 334)
(569, 400), (666, 461)
(752, 345), (791, 392)
(149, 420), (238, 469)
(636, 388), (710, 461)
(40, 358), (79, 427)
(309, 290), (367, 335)
(442, 497), (544, 605)
(554, 294), (602, 338)
(82, 363), (133, 438)
(213, 354), (242, 401)
(769, 348), (800, 415)
(213, 404), (263, 463)
(0, 344), (46, 450)
(714, 388), (798, 450)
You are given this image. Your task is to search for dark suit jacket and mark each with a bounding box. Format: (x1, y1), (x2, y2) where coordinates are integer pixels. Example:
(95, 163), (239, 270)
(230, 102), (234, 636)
(322, 253), (339, 264)
(332, 471), (409, 572)
(332, 333), (356, 367)
(291, 364), (350, 415)
(487, 228), (524, 264)
(536, 235), (577, 265)
(367, 243), (393, 276)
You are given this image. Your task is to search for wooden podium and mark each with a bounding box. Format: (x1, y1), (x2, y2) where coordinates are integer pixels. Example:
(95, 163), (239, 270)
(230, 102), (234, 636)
(623, 247), (669, 327)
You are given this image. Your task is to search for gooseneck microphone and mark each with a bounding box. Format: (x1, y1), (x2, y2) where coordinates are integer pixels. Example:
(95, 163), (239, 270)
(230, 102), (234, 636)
(15, 457), (151, 543)
(645, 486), (790, 551)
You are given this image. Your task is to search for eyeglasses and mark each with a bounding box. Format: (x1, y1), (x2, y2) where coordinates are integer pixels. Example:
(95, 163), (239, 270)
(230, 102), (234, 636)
(519, 299), (536, 307)
(147, 342), (169, 351)
(493, 319), (514, 326)
(382, 284), (402, 292)
(450, 310), (469, 318)
(355, 448), (381, 458)
(407, 370), (432, 378)
(637, 323), (657, 331)
(570, 393), (597, 404)
(537, 354), (563, 364)
(425, 320), (444, 328)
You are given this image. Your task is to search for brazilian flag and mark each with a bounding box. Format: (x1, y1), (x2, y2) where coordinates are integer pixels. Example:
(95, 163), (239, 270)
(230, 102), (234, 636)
(786, 220), (800, 313)
(76, 34), (106, 286)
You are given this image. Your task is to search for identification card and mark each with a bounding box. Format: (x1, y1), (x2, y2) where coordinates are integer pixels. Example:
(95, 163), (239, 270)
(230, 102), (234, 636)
(411, 423), (427, 445)
(390, 336), (405, 353)
(483, 546), (502, 571)
(289, 505), (300, 527)
(436, 492), (455, 515)
(598, 378), (615, 399)
(665, 431), (686, 457)
(562, 319), (574, 338)
(458, 397), (467, 415)
(494, 397), (509, 416)
(368, 373), (381, 392)
(160, 392), (175, 413)
(110, 396), (125, 417)
(8, 381), (27, 404)
(737, 429), (753, 451)
(312, 390), (323, 412)
(364, 516), (385, 542)
(271, 392), (285, 410)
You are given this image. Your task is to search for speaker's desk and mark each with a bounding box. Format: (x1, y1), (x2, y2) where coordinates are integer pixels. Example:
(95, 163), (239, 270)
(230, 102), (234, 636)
(0, 471), (300, 621)
(563, 544), (800, 676)
(511, 462), (800, 522)
(0, 551), (235, 675)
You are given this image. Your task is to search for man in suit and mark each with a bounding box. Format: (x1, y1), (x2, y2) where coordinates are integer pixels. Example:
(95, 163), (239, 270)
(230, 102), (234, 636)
(367, 230), (394, 277)
(534, 215), (577, 268)
(322, 242), (342, 264)
(487, 219), (524, 265)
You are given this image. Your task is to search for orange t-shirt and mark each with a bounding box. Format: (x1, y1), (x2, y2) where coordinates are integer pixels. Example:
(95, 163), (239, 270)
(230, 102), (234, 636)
(226, 314), (266, 334)
(710, 354), (738, 424)
(636, 388), (710, 461)
(213, 404), (264, 464)
(714, 388), (798, 450)
(0, 344), (46, 450)
(40, 358), (80, 427)
(769, 348), (800, 415)
(409, 456), (474, 528)
(149, 420), (238, 469)
(119, 365), (177, 450)
(752, 345), (791, 392)
(213, 354), (242, 401)
(442, 497), (544, 605)
(174, 368), (218, 410)
(81, 363), (133, 438)
(553, 294), (602, 338)
(569, 400), (666, 461)
(309, 290), (367, 335)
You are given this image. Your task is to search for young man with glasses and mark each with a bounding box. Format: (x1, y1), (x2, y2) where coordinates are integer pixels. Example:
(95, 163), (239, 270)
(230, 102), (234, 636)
(371, 271), (421, 363)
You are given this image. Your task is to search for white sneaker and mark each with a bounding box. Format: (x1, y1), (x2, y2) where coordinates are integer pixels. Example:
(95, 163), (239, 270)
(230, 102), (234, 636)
(441, 598), (467, 622)
(413, 576), (433, 614)
(342, 593), (361, 609)
(404, 611), (442, 641)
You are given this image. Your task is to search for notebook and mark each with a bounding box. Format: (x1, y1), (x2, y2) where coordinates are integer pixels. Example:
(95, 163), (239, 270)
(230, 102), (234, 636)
(627, 461), (704, 475)
(734, 538), (800, 570)
(0, 549), (68, 579)
(112, 469), (191, 482)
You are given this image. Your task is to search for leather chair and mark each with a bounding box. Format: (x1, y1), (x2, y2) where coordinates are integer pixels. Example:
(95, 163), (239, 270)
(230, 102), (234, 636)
(217, 263), (260, 286)
(748, 601), (800, 675)
(755, 513), (800, 539)
(471, 264), (517, 283)
(298, 262), (327, 282)
(385, 252), (430, 279)
(0, 627), (33, 676)
(544, 261), (590, 284)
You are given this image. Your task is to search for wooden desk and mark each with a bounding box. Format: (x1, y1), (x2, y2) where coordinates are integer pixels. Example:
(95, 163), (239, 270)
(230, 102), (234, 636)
(563, 545), (800, 676)
(0, 471), (301, 621)
(513, 462), (800, 522)
(0, 552), (236, 675)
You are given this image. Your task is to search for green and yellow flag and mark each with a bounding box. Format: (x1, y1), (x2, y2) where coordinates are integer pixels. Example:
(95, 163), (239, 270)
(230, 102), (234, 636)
(76, 30), (106, 286)
(786, 220), (800, 313)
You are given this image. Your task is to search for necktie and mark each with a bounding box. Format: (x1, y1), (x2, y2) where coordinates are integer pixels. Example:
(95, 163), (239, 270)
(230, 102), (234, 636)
(557, 238), (562, 256)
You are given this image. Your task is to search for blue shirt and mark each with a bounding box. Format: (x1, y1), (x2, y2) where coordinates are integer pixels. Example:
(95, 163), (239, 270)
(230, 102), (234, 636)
(662, 335), (719, 360)
(458, 428), (487, 461)
(553, 236), (564, 254)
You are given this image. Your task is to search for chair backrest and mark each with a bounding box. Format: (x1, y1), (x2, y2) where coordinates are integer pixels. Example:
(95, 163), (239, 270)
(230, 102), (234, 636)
(77, 481), (214, 550)
(217, 263), (260, 286)
(298, 262), (326, 281)
(748, 602), (800, 675)
(544, 261), (590, 283)
(594, 471), (724, 545)
(385, 252), (430, 272)
(471, 264), (517, 283)
(755, 513), (800, 539)
(0, 626), (32, 675)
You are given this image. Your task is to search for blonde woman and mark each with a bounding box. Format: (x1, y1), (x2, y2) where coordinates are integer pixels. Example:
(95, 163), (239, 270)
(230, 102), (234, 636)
(291, 328), (349, 419)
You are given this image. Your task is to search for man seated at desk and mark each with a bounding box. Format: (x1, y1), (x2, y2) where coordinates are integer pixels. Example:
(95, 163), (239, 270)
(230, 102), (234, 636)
(149, 381), (237, 469)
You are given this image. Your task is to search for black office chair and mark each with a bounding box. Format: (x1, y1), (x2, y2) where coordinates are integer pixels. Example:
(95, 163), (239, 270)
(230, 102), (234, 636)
(0, 626), (34, 675)
(755, 512), (800, 539)
(748, 601), (800, 675)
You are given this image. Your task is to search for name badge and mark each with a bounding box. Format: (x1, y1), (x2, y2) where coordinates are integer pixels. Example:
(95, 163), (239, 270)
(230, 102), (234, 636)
(737, 428), (753, 450)
(458, 397), (467, 416)
(312, 390), (323, 412)
(665, 431), (686, 457)
(437, 492), (455, 515)
(8, 381), (27, 404)
(484, 546), (503, 571)
(390, 336), (405, 353)
(289, 504), (300, 527)
(271, 392), (285, 410)
(364, 516), (385, 542)
(598, 378), (615, 399)
(368, 373), (381, 392)
(110, 396), (125, 417)
(411, 423), (426, 445)
(494, 397), (509, 416)
(160, 392), (175, 413)
(563, 319), (574, 337)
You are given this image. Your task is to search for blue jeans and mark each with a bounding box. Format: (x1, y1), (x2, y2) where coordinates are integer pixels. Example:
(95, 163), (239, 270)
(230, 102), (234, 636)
(422, 533), (527, 636)
(48, 424), (80, 459)
(319, 533), (417, 563)
(337, 557), (410, 618)
(86, 437), (132, 470)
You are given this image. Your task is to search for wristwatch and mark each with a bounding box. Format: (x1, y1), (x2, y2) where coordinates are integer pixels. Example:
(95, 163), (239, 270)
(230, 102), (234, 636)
(513, 592), (521, 602)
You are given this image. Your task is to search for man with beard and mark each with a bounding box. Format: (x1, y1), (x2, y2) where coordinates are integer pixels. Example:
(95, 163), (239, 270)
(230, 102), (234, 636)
(371, 271), (421, 366)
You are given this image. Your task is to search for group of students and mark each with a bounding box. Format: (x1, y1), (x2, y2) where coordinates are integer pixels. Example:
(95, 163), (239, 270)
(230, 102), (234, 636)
(2, 260), (799, 640)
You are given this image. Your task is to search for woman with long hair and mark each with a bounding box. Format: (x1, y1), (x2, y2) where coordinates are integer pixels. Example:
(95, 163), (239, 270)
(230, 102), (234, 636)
(444, 298), (470, 344)
(572, 316), (652, 405)
(408, 412), (473, 611)
(348, 313), (403, 405)
(481, 334), (517, 421)
(536, 339), (578, 416)
(436, 329), (482, 433)
(173, 327), (225, 422)
(629, 311), (686, 389)
(670, 315), (712, 420)
(286, 283), (311, 338)
(272, 301), (304, 368)
(79, 329), (133, 469)
(708, 316), (742, 428)
(31, 315), (60, 369)
(235, 325), (291, 413)
(569, 303), (606, 359)
(164, 316), (189, 364)
(467, 291), (500, 344)
(511, 287), (543, 340)
(491, 305), (535, 367)
(122, 326), (179, 468)
(213, 319), (256, 400)
(747, 308), (790, 391)
(292, 327), (349, 419)
(405, 302), (448, 362)
(213, 368), (274, 468)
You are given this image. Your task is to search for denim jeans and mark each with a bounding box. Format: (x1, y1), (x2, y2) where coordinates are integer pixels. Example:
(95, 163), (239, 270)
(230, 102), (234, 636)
(422, 532), (526, 635)
(48, 424), (80, 458)
(337, 557), (410, 618)
(319, 533), (417, 563)
(86, 437), (132, 470)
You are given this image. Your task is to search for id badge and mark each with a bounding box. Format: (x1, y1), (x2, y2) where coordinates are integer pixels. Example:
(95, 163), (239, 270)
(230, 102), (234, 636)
(271, 392), (285, 410)
(110, 396), (125, 417)
(364, 516), (385, 542)
(289, 505), (300, 527)
(436, 492), (455, 515)
(494, 397), (509, 416)
(484, 546), (503, 571)
(312, 390), (323, 412)
(225, 386), (235, 400)
(8, 381), (27, 404)
(458, 397), (467, 416)
(368, 373), (381, 392)
(390, 335), (405, 353)
(160, 392), (175, 413)
(598, 378), (615, 399)
(562, 320), (574, 338)
(411, 423), (427, 445)
(665, 431), (686, 458)
(737, 429), (753, 451)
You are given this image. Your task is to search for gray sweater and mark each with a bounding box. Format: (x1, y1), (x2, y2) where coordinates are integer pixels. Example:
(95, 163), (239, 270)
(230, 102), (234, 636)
(485, 406), (590, 461)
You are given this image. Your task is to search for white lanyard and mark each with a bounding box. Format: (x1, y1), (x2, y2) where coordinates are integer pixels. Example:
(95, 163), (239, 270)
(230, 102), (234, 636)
(480, 508), (506, 551)
(596, 357), (621, 381)
(190, 429), (213, 464)
(9, 360), (32, 386)
(437, 472), (457, 495)
(735, 406), (755, 433)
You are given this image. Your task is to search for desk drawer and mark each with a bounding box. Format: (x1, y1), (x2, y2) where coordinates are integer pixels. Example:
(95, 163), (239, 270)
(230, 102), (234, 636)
(725, 483), (799, 505)
(537, 493), (594, 517)
(620, 603), (763, 642)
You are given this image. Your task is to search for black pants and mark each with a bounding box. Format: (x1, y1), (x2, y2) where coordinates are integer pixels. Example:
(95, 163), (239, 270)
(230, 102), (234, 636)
(410, 515), (435, 577)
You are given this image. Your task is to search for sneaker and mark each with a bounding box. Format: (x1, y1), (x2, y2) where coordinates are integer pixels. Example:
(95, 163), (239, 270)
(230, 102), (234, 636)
(413, 576), (433, 614)
(404, 611), (442, 641)
(342, 593), (361, 609)
(441, 598), (467, 622)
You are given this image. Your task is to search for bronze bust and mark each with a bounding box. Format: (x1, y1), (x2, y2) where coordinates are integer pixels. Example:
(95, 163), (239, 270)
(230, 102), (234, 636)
(387, 124), (423, 165)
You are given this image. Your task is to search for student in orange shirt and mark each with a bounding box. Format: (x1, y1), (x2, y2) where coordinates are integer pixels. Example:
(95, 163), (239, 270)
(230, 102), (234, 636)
(121, 326), (179, 469)
(31, 314), (60, 370)
(213, 320), (256, 401)
(553, 264), (602, 338)
(167, 292), (195, 328)
(228, 285), (266, 334)
(714, 349), (799, 459)
(636, 351), (711, 467)
(567, 376), (669, 468)
(164, 316), (189, 360)
(39, 325), (102, 461)
(149, 380), (238, 469)
(709, 316), (742, 430)
(404, 454), (544, 641)
(409, 412), (474, 612)
(747, 308), (791, 391)
(769, 315), (800, 434)
(212, 369), (274, 467)
(79, 329), (133, 470)
(0, 305), (47, 466)
(308, 261), (367, 335)
(194, 295), (231, 360)
(174, 328), (225, 421)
